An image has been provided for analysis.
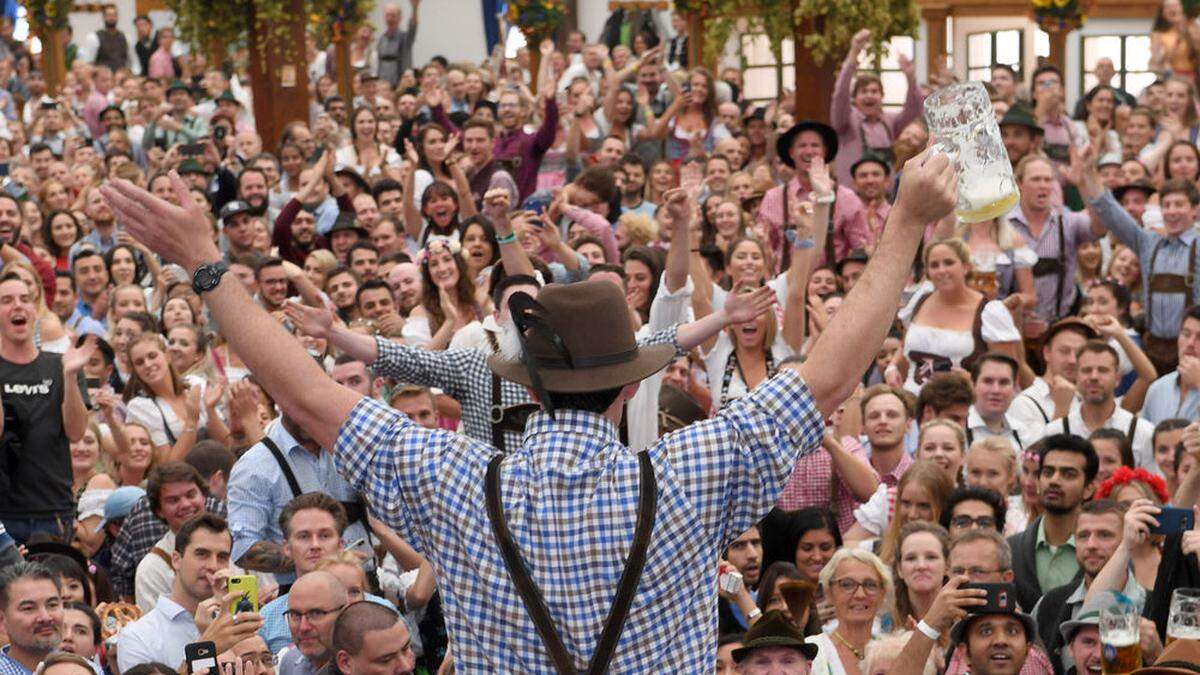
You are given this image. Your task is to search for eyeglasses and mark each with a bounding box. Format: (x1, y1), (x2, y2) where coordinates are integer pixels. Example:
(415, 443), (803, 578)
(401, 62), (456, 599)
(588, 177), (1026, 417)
(949, 566), (1007, 579)
(950, 515), (997, 530)
(283, 605), (345, 624)
(239, 652), (276, 668)
(832, 578), (882, 596)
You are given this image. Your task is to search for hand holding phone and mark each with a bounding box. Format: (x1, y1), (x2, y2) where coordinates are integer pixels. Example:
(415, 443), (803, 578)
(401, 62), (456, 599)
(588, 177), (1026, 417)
(1149, 505), (1194, 535)
(185, 641), (218, 675)
(227, 575), (259, 614)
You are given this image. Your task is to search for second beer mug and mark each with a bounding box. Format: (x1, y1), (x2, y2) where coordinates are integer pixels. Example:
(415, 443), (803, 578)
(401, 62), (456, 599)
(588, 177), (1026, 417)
(1100, 592), (1142, 675)
(1168, 588), (1200, 645)
(924, 81), (1020, 223)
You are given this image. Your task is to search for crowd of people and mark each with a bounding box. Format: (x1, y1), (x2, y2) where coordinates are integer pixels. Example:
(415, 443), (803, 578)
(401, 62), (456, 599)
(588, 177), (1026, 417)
(2, 0), (1200, 673)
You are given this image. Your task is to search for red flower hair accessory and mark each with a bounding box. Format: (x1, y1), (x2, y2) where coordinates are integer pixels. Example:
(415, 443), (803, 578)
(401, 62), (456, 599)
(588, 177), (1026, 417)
(1095, 466), (1170, 503)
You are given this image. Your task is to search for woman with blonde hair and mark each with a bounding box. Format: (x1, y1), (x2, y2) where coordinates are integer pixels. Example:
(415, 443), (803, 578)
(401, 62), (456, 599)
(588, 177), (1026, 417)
(808, 548), (894, 675)
(964, 436), (1026, 535)
(951, 214), (1036, 306)
(916, 419), (967, 486)
(303, 249), (339, 291)
(886, 238), (1025, 394)
(616, 212), (658, 250)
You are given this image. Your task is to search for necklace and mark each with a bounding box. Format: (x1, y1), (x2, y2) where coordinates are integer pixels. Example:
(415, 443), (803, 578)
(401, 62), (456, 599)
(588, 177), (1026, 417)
(833, 629), (865, 661)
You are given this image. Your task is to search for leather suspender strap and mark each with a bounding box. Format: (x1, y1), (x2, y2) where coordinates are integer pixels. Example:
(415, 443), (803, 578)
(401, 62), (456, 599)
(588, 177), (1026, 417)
(1127, 416), (1138, 443)
(485, 452), (658, 675)
(490, 374), (507, 453)
(261, 436), (303, 499)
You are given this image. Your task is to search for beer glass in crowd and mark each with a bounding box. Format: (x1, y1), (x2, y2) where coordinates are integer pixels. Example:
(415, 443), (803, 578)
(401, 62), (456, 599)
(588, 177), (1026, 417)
(1168, 588), (1200, 646)
(1100, 592), (1142, 675)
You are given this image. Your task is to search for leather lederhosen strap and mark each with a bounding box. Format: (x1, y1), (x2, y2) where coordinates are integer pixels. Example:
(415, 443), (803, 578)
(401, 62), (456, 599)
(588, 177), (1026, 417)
(486, 452), (657, 674)
(1145, 237), (1198, 336)
(490, 373), (541, 453)
(965, 427), (1022, 450)
(1030, 215), (1067, 320)
(857, 119), (897, 167)
(909, 291), (989, 376)
(1062, 414), (1137, 441)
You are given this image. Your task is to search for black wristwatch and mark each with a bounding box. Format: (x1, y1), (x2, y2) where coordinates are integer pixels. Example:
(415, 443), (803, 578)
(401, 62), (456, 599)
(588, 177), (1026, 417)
(192, 261), (229, 294)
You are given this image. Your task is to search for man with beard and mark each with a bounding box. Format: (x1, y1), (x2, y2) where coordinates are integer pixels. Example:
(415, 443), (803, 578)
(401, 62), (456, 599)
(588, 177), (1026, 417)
(84, 5), (128, 71)
(850, 154), (891, 251)
(459, 119), (517, 209)
(133, 463), (215, 611)
(493, 79), (558, 201)
(999, 105), (1045, 168)
(0, 276), (92, 545)
(274, 572), (349, 675)
(68, 187), (121, 263)
(1033, 499), (1137, 674)
(0, 562), (65, 675)
(619, 155), (655, 217)
(272, 207), (329, 268)
(0, 195), (54, 299)
(227, 416), (370, 586)
(385, 262), (421, 316)
(255, 258), (289, 313)
(1010, 319), (1097, 431)
(1008, 434), (1098, 612)
(237, 168), (271, 220)
(117, 514), (263, 671)
(1039, 341), (1155, 470)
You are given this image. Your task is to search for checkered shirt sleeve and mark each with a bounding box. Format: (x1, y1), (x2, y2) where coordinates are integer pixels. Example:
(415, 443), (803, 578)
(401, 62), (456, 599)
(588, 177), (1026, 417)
(333, 366), (822, 672)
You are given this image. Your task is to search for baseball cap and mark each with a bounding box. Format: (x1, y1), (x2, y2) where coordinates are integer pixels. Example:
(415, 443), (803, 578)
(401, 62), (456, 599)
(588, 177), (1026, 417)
(94, 486), (146, 533)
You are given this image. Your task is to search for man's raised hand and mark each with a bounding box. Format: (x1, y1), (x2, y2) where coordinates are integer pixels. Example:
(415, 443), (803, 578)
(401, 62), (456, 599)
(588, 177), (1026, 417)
(894, 148), (958, 226)
(101, 174), (219, 272)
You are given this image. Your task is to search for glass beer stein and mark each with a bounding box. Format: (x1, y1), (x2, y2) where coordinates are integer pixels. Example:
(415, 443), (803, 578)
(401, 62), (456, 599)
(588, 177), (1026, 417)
(1100, 592), (1142, 675)
(1168, 588), (1200, 646)
(924, 81), (1020, 223)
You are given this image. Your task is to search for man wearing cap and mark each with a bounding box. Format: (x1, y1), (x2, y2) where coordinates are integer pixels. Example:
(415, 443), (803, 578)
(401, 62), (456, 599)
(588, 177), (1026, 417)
(220, 201), (258, 261)
(851, 153), (892, 251)
(1000, 105), (1045, 168)
(1073, 146), (1200, 374)
(830, 28), (921, 185)
(731, 610), (818, 674)
(142, 81), (207, 152)
(1114, 180), (1156, 228)
(90, 486), (145, 566)
(758, 121), (868, 266)
(103, 141), (958, 670)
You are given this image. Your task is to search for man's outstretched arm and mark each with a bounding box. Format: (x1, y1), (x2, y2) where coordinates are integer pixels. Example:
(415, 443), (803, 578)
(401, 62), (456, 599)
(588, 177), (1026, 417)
(793, 148), (958, 417)
(102, 175), (360, 452)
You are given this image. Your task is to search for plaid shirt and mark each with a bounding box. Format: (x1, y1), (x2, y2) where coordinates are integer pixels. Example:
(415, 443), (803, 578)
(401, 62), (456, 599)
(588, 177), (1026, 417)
(371, 325), (681, 450)
(109, 496), (227, 598)
(0, 648), (31, 675)
(776, 436), (869, 533)
(334, 368), (824, 672)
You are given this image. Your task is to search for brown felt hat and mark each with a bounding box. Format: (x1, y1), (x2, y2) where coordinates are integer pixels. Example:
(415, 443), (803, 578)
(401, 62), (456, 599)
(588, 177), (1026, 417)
(1130, 638), (1200, 675)
(487, 279), (676, 393)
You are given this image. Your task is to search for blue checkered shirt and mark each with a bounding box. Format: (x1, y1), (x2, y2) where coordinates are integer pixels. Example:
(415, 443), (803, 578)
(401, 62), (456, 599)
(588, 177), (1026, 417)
(334, 368), (823, 672)
(0, 648), (31, 675)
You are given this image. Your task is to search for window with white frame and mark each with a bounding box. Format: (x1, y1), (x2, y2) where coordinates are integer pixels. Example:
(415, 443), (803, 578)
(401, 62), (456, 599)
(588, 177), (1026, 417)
(740, 33), (795, 104)
(1081, 35), (1155, 97)
(966, 29), (1024, 83)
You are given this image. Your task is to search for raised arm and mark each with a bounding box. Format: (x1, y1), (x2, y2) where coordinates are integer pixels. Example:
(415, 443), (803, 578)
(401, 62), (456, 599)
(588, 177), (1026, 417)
(794, 148), (957, 417)
(103, 175), (361, 452)
(831, 29), (870, 135)
(400, 150), (423, 240)
(781, 158), (833, 351)
(663, 189), (691, 293)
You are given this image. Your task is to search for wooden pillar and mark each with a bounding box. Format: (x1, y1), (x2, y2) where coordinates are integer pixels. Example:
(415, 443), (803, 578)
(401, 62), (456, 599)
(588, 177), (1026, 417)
(333, 27), (354, 102)
(42, 29), (68, 97)
(1047, 28), (1068, 72)
(792, 19), (836, 123)
(247, 0), (311, 148)
(687, 10), (703, 70)
(922, 6), (949, 78)
(529, 47), (542, 93)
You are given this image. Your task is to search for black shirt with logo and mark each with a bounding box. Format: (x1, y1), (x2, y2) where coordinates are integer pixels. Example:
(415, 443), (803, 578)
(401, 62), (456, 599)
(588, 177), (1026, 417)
(0, 352), (75, 519)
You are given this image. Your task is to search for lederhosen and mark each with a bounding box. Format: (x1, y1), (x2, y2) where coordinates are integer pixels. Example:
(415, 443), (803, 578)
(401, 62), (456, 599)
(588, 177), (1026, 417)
(907, 293), (989, 387)
(858, 118), (896, 167)
(718, 348), (777, 409)
(1141, 237), (1198, 373)
(1062, 414), (1139, 443)
(485, 452), (657, 674)
(1030, 214), (1069, 321)
(780, 181), (837, 272)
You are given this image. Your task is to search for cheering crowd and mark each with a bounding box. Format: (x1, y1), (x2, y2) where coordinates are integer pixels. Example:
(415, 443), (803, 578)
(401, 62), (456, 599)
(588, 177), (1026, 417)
(4, 0), (1200, 673)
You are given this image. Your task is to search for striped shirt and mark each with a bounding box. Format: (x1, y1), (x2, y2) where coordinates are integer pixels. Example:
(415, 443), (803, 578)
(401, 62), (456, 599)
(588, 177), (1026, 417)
(1006, 203), (1098, 322)
(333, 369), (824, 672)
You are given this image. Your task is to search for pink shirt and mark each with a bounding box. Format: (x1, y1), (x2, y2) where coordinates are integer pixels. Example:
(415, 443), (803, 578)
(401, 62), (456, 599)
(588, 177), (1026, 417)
(758, 178), (869, 268)
(830, 58), (922, 185)
(148, 49), (174, 80)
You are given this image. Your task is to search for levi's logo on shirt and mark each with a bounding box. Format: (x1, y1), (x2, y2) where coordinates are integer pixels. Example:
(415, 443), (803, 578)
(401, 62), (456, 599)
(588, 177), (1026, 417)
(3, 379), (53, 396)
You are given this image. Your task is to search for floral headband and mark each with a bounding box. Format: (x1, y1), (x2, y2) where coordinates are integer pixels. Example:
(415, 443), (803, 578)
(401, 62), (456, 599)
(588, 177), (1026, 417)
(1095, 466), (1170, 504)
(416, 236), (462, 266)
(1021, 450), (1041, 467)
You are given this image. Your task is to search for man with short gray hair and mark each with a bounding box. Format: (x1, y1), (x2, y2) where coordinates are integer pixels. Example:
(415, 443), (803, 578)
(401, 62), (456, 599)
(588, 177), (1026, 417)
(376, 0), (420, 87)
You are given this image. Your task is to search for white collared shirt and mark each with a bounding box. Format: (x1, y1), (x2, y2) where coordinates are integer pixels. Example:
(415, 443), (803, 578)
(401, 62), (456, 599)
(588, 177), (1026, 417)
(1039, 402), (1158, 474)
(966, 405), (1043, 452)
(116, 595), (200, 671)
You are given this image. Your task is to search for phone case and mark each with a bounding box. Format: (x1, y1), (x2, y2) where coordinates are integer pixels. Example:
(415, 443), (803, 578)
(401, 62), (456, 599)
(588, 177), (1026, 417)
(185, 641), (217, 675)
(227, 575), (259, 614)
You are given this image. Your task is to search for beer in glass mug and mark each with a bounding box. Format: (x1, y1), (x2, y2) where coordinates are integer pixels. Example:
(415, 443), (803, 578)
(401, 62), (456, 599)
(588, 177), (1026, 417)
(1100, 592), (1142, 675)
(1167, 588), (1200, 646)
